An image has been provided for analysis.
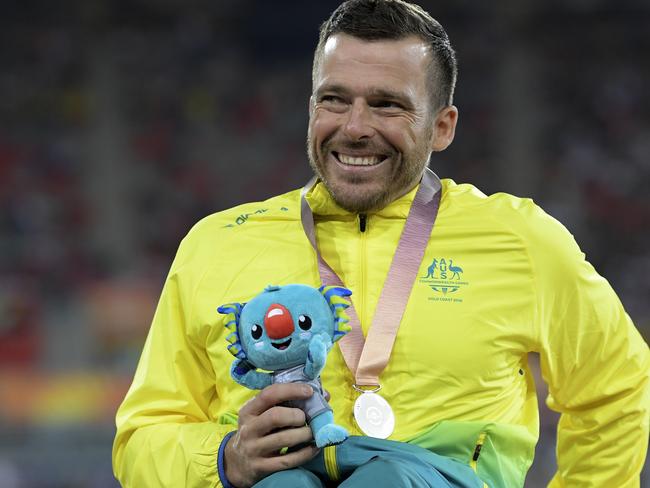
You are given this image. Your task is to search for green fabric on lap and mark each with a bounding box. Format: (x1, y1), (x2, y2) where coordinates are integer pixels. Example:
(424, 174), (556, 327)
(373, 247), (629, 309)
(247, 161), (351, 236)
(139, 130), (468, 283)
(302, 436), (484, 487)
(253, 467), (325, 487)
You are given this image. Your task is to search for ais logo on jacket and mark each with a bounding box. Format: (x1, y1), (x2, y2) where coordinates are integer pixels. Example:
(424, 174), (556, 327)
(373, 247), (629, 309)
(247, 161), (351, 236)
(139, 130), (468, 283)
(419, 258), (469, 302)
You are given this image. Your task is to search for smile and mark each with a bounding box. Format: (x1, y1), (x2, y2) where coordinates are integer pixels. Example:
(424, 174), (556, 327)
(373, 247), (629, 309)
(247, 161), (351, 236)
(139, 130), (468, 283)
(333, 152), (386, 166)
(272, 339), (292, 350)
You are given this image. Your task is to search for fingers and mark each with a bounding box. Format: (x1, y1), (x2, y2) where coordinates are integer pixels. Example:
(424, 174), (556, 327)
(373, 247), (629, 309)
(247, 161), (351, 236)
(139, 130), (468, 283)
(256, 425), (314, 455)
(240, 383), (313, 419)
(259, 443), (321, 473)
(324, 389), (331, 402)
(229, 383), (319, 486)
(248, 406), (307, 437)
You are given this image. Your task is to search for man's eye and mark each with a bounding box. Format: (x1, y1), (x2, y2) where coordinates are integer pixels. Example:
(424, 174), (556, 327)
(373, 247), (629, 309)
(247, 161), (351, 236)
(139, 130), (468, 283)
(374, 100), (402, 109)
(321, 95), (344, 103)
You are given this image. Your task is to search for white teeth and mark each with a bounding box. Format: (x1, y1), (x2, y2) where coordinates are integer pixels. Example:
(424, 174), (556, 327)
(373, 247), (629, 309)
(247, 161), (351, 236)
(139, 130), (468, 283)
(338, 153), (382, 166)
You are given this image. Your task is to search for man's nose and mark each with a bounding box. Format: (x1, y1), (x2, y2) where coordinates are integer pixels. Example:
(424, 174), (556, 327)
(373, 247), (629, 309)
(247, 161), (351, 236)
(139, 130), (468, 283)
(264, 303), (295, 339)
(342, 99), (375, 140)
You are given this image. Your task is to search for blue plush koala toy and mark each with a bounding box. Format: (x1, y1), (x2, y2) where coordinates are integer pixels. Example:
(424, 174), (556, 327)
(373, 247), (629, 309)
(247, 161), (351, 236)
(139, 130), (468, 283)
(217, 284), (352, 448)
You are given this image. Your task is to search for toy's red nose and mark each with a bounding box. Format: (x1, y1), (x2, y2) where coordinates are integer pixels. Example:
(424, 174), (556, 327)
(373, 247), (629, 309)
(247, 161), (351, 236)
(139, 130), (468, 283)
(264, 303), (294, 339)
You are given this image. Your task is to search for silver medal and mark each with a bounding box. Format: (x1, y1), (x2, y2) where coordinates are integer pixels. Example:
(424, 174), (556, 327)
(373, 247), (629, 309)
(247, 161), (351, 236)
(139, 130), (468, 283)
(353, 391), (395, 439)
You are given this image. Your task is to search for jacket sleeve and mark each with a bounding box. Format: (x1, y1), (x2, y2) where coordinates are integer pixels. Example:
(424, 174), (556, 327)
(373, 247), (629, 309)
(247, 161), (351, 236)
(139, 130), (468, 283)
(527, 206), (650, 487)
(112, 239), (234, 487)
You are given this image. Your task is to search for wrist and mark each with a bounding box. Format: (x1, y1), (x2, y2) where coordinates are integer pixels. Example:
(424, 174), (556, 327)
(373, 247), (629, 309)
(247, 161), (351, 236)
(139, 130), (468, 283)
(218, 431), (240, 488)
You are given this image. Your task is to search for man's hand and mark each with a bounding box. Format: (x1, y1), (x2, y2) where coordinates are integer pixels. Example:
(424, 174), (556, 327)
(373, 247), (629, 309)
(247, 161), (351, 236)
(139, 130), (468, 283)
(223, 383), (319, 487)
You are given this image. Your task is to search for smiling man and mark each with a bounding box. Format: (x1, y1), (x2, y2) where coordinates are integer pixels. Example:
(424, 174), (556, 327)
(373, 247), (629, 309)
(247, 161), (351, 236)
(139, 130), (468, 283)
(308, 33), (457, 214)
(113, 1), (649, 487)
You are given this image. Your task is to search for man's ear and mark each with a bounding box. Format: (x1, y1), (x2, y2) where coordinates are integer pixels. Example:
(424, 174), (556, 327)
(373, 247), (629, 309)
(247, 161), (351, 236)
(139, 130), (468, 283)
(431, 105), (458, 152)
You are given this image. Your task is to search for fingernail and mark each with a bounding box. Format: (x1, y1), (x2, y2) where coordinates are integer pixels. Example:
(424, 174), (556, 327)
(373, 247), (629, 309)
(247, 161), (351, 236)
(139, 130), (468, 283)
(303, 385), (313, 395)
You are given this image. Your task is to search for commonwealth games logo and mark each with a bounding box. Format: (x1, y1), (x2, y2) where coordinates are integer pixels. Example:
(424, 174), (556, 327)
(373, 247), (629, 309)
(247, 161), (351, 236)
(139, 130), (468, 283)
(419, 258), (469, 302)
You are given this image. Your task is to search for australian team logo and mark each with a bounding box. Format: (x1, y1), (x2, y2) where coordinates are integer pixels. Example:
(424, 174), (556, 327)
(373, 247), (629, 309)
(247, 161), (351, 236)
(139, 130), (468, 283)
(419, 258), (469, 301)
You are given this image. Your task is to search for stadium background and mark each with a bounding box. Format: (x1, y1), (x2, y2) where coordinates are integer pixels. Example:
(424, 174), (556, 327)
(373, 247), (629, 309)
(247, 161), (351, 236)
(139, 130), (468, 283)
(0, 0), (648, 486)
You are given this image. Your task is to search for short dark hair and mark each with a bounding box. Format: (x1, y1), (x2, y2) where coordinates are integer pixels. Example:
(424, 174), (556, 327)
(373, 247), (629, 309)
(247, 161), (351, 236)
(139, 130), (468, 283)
(313, 0), (458, 111)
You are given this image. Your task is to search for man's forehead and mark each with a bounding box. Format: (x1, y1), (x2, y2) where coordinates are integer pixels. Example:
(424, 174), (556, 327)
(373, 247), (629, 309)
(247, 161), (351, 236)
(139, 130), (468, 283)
(321, 33), (432, 66)
(315, 33), (432, 97)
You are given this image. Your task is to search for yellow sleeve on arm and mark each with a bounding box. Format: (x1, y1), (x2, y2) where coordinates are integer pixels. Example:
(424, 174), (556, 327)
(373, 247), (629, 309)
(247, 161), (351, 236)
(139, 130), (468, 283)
(526, 205), (650, 487)
(112, 237), (232, 487)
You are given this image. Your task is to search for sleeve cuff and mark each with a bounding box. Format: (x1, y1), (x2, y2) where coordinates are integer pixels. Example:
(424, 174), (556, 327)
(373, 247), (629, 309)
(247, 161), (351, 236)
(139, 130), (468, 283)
(217, 431), (237, 488)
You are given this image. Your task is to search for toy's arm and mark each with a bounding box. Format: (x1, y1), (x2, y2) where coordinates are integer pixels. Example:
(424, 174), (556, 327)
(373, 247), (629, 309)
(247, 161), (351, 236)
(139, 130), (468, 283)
(231, 359), (272, 390)
(304, 334), (331, 380)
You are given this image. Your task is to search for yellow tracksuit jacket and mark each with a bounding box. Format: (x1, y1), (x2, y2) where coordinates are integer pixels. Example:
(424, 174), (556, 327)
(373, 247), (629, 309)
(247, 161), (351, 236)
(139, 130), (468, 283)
(113, 178), (649, 487)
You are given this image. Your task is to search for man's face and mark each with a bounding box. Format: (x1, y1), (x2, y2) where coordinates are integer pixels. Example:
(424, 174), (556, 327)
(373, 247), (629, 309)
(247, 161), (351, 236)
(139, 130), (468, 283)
(307, 33), (455, 213)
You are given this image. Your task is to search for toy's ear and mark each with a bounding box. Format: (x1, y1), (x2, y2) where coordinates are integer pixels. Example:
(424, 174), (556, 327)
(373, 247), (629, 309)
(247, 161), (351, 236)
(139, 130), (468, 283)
(318, 285), (352, 343)
(217, 302), (247, 360)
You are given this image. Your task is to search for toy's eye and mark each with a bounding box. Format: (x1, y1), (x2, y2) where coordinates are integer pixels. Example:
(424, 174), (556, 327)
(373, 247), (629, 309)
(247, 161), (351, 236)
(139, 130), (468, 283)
(251, 324), (263, 340)
(298, 315), (312, 330)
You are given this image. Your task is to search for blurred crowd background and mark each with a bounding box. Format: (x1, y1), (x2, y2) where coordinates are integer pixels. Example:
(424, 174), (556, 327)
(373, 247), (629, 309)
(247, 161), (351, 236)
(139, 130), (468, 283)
(1, 0), (648, 486)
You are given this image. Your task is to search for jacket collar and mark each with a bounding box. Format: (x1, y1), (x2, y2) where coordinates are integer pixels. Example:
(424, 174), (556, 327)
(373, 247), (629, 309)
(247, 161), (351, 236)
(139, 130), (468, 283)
(305, 180), (419, 219)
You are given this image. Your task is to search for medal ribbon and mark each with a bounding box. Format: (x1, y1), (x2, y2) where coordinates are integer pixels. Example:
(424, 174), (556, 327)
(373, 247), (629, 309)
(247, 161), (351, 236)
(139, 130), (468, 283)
(300, 168), (441, 386)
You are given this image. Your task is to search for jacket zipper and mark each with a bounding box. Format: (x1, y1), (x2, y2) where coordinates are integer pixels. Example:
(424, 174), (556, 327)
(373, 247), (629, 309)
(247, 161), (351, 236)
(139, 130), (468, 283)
(358, 214), (367, 328)
(470, 432), (489, 488)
